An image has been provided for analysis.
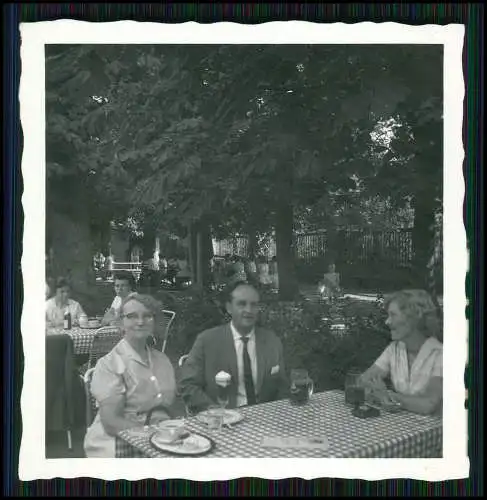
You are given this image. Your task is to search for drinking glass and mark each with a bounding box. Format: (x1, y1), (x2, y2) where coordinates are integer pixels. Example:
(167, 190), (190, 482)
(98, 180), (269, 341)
(289, 369), (314, 405)
(216, 384), (230, 409)
(345, 370), (365, 407)
(206, 406), (224, 433)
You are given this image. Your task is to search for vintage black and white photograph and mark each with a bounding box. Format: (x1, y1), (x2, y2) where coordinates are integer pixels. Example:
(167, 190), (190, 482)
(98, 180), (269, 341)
(20, 21), (467, 480)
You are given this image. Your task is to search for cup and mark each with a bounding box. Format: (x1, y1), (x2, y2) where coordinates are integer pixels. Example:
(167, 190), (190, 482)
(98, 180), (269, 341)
(206, 406), (224, 432)
(345, 370), (365, 407)
(289, 369), (314, 405)
(157, 419), (187, 443)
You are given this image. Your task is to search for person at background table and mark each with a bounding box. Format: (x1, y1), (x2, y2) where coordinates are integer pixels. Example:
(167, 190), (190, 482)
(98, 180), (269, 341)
(84, 293), (178, 458)
(102, 271), (136, 326)
(358, 289), (443, 416)
(179, 281), (288, 413)
(318, 262), (341, 301)
(243, 256), (258, 286)
(269, 256), (279, 290)
(159, 255), (168, 277)
(257, 256), (272, 287)
(228, 257), (247, 284)
(45, 277), (86, 328)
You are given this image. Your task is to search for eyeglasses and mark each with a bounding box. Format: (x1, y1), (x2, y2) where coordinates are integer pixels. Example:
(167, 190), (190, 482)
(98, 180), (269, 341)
(122, 313), (155, 322)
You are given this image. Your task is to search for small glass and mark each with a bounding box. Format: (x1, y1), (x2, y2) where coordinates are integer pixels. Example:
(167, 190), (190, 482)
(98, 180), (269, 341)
(289, 369), (314, 406)
(216, 383), (230, 409)
(206, 406), (224, 433)
(345, 370), (366, 407)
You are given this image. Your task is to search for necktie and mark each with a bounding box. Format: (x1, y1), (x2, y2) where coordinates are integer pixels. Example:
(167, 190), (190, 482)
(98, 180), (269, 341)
(240, 336), (256, 405)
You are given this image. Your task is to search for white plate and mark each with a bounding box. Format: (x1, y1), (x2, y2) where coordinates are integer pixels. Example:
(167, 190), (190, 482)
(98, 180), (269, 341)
(196, 409), (244, 426)
(150, 431), (213, 456)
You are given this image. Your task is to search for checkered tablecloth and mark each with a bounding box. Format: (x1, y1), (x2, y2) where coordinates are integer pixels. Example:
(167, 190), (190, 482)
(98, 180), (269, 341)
(116, 391), (442, 458)
(46, 327), (98, 355)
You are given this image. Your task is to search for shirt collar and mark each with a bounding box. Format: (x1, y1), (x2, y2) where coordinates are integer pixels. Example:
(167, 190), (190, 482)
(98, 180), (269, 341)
(119, 338), (151, 367)
(230, 321), (255, 342)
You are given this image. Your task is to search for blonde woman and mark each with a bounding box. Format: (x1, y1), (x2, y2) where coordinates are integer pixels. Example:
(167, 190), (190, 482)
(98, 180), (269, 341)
(359, 289), (443, 416)
(84, 293), (178, 457)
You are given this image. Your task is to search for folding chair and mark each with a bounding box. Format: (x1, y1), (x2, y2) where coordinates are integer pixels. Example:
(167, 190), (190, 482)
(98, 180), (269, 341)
(150, 310), (176, 353)
(160, 309), (176, 353)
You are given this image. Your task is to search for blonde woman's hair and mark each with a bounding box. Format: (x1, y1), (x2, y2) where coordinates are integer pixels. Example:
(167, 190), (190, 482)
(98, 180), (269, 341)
(384, 289), (442, 340)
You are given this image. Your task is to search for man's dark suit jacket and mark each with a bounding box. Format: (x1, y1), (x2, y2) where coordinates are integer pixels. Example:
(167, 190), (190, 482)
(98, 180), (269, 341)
(178, 323), (289, 411)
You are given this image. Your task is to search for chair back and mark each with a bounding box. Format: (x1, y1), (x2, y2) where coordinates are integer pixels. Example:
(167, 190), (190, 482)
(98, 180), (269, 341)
(178, 354), (189, 368)
(160, 309), (176, 353)
(149, 310), (176, 352)
(83, 367), (97, 427)
(87, 326), (123, 369)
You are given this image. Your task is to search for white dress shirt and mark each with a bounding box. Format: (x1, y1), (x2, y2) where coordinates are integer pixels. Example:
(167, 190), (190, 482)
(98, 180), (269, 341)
(45, 298), (85, 327)
(110, 295), (122, 313)
(230, 322), (258, 407)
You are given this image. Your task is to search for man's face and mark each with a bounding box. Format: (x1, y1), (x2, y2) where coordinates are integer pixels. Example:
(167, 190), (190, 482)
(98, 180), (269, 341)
(114, 279), (132, 298)
(226, 285), (260, 333)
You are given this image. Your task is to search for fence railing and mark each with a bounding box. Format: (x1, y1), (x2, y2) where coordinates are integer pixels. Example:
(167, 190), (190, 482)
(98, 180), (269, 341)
(213, 229), (420, 268)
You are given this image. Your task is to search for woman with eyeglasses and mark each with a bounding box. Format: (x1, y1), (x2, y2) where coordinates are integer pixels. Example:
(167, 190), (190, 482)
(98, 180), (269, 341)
(84, 293), (178, 457)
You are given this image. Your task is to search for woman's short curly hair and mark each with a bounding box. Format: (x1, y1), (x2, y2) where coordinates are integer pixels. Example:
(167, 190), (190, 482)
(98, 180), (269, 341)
(384, 289), (442, 340)
(120, 293), (165, 336)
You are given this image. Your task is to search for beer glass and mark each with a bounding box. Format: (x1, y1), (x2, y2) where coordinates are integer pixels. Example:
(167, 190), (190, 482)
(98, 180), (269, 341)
(345, 370), (366, 407)
(289, 369), (314, 405)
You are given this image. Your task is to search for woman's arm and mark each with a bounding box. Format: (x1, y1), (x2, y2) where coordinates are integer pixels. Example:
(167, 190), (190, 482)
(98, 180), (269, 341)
(101, 308), (117, 326)
(390, 377), (442, 416)
(358, 364), (388, 387)
(98, 395), (143, 436)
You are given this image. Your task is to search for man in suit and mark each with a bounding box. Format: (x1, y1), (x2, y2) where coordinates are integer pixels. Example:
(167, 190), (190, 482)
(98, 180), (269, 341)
(179, 281), (288, 412)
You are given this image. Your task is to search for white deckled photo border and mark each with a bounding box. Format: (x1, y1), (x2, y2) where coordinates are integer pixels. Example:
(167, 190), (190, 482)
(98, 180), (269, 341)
(19, 21), (468, 480)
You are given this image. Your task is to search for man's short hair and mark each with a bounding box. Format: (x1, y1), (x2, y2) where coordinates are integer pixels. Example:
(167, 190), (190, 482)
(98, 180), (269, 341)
(224, 280), (260, 304)
(114, 271), (135, 289)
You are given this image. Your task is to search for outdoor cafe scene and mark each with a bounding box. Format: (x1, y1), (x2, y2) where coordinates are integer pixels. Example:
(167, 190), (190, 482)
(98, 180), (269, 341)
(45, 44), (444, 459)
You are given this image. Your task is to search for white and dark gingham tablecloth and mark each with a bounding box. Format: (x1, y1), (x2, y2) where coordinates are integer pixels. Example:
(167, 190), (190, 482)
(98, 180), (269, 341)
(46, 327), (98, 355)
(116, 390), (442, 458)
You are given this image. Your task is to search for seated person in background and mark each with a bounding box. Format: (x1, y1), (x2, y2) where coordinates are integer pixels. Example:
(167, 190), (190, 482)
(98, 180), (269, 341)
(358, 289), (443, 416)
(269, 256), (279, 290)
(102, 272), (136, 326)
(257, 257), (272, 286)
(179, 281), (288, 413)
(318, 263), (341, 300)
(228, 257), (247, 284)
(244, 256), (258, 285)
(84, 293), (178, 458)
(45, 277), (86, 327)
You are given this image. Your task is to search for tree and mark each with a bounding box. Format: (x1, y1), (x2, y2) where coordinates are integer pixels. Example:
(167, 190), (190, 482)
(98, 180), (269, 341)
(46, 44), (443, 298)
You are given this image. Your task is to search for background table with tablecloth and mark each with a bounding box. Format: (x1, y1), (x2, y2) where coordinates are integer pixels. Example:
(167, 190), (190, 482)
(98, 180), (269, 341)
(46, 327), (99, 355)
(116, 390), (442, 458)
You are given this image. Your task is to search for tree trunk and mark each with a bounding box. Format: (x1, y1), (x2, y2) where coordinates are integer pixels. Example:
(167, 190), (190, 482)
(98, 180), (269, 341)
(187, 222), (197, 285)
(46, 209), (95, 295)
(196, 230), (204, 290)
(247, 227), (258, 259)
(275, 161), (299, 300)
